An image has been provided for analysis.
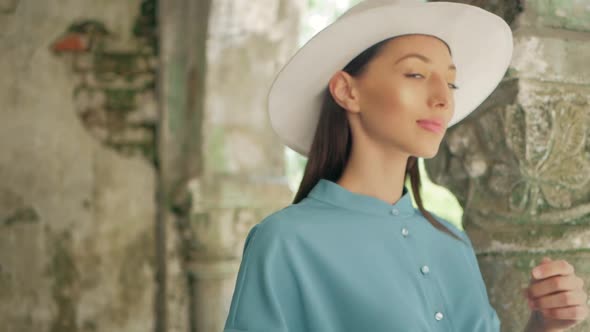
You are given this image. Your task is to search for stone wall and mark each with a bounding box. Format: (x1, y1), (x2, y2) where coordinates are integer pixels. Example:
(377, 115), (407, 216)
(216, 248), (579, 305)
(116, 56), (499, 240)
(0, 1), (172, 331)
(427, 1), (590, 331)
(0, 0), (304, 330)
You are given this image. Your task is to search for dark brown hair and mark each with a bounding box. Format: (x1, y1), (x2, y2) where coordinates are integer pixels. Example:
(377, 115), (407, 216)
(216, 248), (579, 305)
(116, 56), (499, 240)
(292, 36), (465, 244)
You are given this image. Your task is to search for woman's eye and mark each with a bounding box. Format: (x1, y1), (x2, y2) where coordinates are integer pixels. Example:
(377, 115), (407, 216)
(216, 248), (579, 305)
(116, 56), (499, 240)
(406, 73), (459, 90)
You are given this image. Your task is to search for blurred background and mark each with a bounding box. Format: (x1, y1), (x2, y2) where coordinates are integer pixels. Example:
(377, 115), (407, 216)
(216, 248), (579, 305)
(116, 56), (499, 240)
(1, 0), (589, 331)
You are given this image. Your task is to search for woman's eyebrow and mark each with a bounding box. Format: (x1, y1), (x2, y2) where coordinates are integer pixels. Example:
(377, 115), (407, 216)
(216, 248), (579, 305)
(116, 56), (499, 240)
(395, 53), (456, 71)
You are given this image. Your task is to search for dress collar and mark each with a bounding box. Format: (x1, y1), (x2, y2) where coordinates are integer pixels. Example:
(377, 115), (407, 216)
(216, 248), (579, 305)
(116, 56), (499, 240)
(307, 178), (416, 218)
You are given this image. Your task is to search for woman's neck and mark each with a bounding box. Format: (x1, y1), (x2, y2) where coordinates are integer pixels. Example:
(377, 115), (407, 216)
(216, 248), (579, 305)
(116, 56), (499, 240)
(336, 143), (409, 205)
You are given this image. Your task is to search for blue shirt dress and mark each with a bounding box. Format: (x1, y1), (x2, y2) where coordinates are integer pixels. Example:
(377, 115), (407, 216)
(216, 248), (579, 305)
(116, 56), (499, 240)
(223, 178), (500, 332)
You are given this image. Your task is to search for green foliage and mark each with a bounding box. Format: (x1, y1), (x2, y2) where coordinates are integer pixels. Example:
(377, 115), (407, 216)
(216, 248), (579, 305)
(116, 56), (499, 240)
(411, 158), (464, 230)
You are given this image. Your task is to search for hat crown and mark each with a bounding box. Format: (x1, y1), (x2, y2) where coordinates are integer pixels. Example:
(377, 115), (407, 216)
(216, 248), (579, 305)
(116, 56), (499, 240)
(267, 0), (513, 157)
(339, 0), (424, 20)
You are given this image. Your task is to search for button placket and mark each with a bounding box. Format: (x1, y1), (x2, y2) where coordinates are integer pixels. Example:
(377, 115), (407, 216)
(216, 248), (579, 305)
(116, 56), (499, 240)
(434, 311), (444, 321)
(420, 265), (430, 275)
(404, 221), (452, 329)
(401, 227), (409, 237)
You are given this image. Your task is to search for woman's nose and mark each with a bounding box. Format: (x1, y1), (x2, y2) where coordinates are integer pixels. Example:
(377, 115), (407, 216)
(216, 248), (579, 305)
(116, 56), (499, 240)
(427, 74), (451, 110)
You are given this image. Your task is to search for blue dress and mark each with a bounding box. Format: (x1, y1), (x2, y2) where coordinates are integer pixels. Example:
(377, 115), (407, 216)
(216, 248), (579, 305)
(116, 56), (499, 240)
(223, 178), (500, 331)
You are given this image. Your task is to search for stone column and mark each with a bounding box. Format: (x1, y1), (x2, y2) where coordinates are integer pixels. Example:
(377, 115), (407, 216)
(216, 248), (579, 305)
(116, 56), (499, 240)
(427, 1), (590, 331)
(159, 0), (304, 331)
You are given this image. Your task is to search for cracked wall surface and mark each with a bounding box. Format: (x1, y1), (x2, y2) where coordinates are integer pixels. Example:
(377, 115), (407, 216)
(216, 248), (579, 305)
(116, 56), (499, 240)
(0, 1), (177, 331)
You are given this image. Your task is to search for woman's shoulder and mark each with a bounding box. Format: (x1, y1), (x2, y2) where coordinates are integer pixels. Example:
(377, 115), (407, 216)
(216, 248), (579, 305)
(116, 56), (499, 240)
(257, 196), (332, 228)
(245, 196), (340, 251)
(239, 200), (320, 258)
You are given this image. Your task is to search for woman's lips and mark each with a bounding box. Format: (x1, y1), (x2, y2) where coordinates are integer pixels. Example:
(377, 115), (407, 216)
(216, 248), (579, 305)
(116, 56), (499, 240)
(417, 120), (444, 134)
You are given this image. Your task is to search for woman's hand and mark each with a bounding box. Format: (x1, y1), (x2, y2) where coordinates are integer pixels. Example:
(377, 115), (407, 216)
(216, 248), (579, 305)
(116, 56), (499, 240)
(522, 257), (589, 331)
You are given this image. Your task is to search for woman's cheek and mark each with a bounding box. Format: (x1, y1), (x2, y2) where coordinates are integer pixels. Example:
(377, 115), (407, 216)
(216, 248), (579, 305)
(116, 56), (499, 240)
(395, 85), (422, 113)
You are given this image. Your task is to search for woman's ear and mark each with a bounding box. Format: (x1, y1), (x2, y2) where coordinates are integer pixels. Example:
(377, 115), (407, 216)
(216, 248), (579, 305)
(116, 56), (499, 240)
(328, 71), (361, 113)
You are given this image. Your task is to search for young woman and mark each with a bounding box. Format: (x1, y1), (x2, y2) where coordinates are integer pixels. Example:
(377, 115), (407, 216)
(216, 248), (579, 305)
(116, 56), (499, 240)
(223, 1), (589, 331)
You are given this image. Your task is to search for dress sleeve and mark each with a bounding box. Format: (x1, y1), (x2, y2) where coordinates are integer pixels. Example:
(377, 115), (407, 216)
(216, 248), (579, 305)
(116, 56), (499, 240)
(223, 222), (296, 332)
(457, 224), (502, 331)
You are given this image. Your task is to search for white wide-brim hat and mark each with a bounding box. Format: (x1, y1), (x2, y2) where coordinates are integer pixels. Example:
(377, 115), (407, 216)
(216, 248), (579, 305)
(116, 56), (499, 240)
(267, 0), (513, 157)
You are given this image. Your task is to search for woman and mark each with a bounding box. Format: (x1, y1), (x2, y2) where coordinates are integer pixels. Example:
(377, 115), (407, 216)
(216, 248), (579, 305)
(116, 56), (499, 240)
(223, 1), (589, 331)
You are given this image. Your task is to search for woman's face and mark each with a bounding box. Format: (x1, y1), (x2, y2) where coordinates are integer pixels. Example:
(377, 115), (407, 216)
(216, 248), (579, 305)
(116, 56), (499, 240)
(331, 34), (457, 159)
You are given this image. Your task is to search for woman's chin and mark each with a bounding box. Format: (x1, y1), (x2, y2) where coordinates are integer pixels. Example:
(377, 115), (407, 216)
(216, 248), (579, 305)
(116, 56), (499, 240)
(412, 146), (440, 159)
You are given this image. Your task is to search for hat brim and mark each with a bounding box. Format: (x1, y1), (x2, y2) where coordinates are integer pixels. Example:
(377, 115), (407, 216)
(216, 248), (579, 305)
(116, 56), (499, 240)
(268, 1), (513, 157)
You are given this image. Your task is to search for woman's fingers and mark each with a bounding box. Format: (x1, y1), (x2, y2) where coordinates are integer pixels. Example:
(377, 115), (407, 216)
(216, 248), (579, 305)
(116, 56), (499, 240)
(530, 290), (588, 309)
(527, 274), (584, 299)
(540, 304), (590, 320)
(531, 259), (574, 280)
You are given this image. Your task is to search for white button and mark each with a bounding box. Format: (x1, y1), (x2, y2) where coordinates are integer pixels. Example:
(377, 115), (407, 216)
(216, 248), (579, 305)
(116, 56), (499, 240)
(390, 208), (399, 215)
(420, 265), (430, 275)
(435, 312), (444, 321)
(401, 228), (409, 237)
